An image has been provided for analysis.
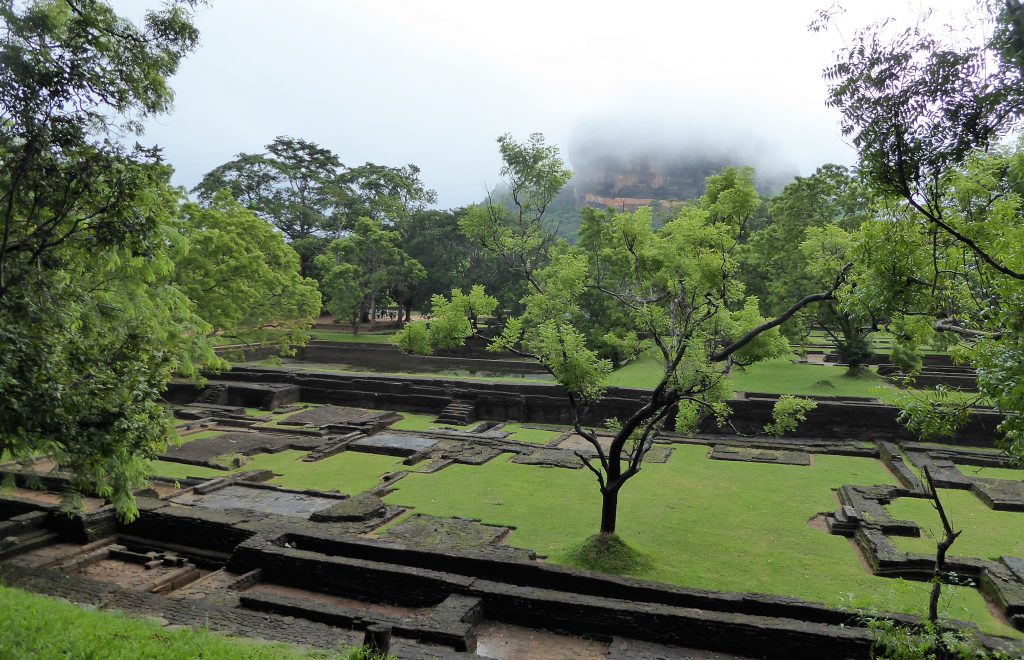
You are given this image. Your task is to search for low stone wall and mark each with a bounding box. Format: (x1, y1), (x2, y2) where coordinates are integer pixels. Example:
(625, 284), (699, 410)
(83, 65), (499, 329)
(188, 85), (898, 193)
(217, 367), (1004, 446)
(226, 535), (875, 658)
(296, 342), (548, 376)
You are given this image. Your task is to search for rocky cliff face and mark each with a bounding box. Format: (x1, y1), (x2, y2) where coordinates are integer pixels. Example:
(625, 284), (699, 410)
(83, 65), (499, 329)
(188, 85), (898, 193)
(564, 148), (795, 212)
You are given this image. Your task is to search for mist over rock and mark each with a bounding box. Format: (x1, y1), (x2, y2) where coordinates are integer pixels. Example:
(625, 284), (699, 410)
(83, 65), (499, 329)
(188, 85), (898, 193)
(563, 127), (799, 215)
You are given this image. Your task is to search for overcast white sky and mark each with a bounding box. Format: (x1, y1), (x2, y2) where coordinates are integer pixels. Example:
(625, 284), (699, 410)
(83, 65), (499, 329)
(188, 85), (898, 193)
(129, 0), (975, 207)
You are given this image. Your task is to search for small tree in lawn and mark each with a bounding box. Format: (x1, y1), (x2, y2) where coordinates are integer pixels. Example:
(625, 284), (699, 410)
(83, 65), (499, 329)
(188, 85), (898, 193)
(396, 134), (848, 538)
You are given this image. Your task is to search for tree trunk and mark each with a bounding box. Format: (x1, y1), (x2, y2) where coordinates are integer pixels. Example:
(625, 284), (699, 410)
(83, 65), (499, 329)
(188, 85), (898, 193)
(600, 488), (619, 534)
(404, 302), (412, 323)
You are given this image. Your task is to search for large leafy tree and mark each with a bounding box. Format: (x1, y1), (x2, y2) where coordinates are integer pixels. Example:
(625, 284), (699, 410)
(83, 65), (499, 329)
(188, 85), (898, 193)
(195, 138), (436, 276)
(399, 135), (838, 536)
(818, 1), (1024, 459)
(172, 191), (322, 343)
(194, 137), (348, 276)
(315, 218), (425, 333)
(0, 0), (216, 518)
(742, 165), (876, 373)
(396, 207), (524, 322)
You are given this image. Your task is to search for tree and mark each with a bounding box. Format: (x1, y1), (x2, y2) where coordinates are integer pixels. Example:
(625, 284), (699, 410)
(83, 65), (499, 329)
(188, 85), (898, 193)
(342, 162), (437, 226)
(172, 191), (321, 343)
(316, 218), (425, 332)
(395, 285), (498, 354)
(194, 137), (348, 276)
(740, 165), (877, 374)
(460, 133), (574, 288)
(399, 135), (843, 536)
(0, 0), (214, 518)
(195, 139), (436, 277)
(817, 1), (1024, 460)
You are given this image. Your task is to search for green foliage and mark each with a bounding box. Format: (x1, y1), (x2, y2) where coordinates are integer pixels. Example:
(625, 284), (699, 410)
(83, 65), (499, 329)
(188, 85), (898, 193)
(892, 387), (977, 442)
(0, 0), (221, 520)
(392, 285), (499, 355)
(173, 191), (321, 340)
(458, 133), (572, 281)
(417, 135), (820, 534)
(391, 320), (432, 355)
(315, 218), (425, 331)
(764, 396), (817, 436)
(819, 4), (1024, 464)
(195, 138), (435, 277)
(865, 618), (1009, 660)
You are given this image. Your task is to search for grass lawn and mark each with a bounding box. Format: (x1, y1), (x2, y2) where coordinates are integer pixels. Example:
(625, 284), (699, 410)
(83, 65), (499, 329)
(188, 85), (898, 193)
(957, 464), (1024, 481)
(390, 412), (477, 432)
(501, 422), (564, 445)
(731, 359), (892, 398)
(0, 585), (334, 659)
(383, 445), (1016, 636)
(608, 355), (894, 398)
(148, 460), (229, 481)
(149, 450), (408, 495)
(172, 430), (224, 443)
(886, 489), (1024, 561)
(247, 450), (408, 494)
(309, 329), (396, 343)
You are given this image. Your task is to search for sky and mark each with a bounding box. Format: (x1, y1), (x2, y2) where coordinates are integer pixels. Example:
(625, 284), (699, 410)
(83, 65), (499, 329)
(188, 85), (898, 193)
(127, 0), (975, 208)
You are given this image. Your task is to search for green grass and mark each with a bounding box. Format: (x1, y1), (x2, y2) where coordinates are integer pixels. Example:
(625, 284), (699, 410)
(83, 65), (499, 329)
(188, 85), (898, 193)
(886, 489), (1024, 561)
(501, 422), (564, 445)
(383, 445), (1016, 636)
(208, 328), (295, 347)
(608, 355), (894, 398)
(173, 430), (224, 443)
(280, 363), (554, 385)
(957, 464), (1024, 481)
(565, 533), (653, 575)
(251, 404), (322, 429)
(309, 329), (397, 343)
(149, 450), (409, 495)
(389, 412), (477, 432)
(148, 460), (229, 480)
(246, 450), (408, 494)
(0, 584), (332, 658)
(731, 359), (892, 398)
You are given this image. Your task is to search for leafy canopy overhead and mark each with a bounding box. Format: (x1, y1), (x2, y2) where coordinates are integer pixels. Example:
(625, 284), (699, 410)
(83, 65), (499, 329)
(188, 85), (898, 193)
(0, 0), (218, 520)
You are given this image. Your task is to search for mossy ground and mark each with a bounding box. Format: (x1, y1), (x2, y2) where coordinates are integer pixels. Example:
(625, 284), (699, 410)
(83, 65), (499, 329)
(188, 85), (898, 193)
(565, 533), (653, 575)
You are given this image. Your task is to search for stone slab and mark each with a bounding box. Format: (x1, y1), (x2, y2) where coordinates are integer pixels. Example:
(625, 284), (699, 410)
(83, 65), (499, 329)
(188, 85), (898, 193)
(349, 433), (438, 457)
(511, 448), (582, 469)
(163, 431), (323, 466)
(709, 445), (810, 466)
(172, 484), (338, 517)
(278, 405), (390, 428)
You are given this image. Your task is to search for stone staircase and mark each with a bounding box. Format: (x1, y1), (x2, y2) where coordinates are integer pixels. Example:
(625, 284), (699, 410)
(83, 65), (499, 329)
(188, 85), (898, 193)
(435, 400), (475, 426)
(194, 383), (228, 405)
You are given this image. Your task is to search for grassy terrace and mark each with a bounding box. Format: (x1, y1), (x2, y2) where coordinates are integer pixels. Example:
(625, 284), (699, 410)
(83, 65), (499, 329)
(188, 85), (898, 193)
(382, 444), (1019, 636)
(151, 448), (409, 493)
(887, 487), (1024, 560)
(608, 355), (894, 398)
(0, 585), (342, 659)
(153, 406), (1024, 638)
(124, 408), (1024, 637)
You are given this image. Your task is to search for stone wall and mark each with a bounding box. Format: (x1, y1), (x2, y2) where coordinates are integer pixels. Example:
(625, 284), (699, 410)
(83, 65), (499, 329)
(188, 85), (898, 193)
(217, 367), (1003, 446)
